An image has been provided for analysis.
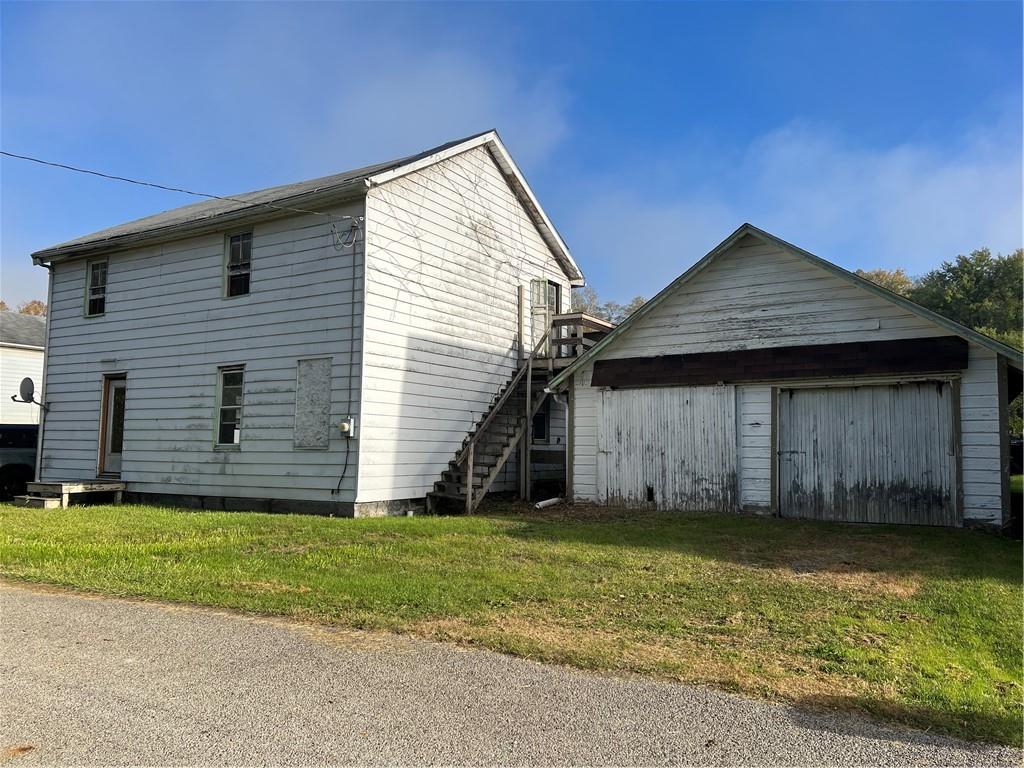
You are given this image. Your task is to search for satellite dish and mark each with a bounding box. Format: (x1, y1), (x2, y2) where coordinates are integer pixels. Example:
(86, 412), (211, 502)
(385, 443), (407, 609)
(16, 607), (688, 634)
(19, 377), (35, 402)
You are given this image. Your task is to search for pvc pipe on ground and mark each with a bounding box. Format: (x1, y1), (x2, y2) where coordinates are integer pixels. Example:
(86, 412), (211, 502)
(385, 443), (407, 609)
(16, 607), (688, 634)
(534, 497), (563, 510)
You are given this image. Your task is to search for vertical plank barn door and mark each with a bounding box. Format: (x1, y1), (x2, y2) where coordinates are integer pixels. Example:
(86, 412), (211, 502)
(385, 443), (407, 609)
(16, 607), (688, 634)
(597, 386), (738, 511)
(778, 382), (958, 525)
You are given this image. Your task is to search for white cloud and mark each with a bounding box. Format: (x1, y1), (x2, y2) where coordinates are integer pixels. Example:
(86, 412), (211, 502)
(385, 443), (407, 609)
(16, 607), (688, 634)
(567, 117), (1022, 300)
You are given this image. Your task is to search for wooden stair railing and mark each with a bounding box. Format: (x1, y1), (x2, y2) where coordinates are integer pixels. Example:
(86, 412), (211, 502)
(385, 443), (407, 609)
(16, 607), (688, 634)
(427, 329), (552, 514)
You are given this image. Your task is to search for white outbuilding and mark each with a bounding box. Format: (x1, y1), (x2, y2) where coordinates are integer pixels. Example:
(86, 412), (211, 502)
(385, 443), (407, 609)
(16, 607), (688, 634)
(549, 224), (1022, 529)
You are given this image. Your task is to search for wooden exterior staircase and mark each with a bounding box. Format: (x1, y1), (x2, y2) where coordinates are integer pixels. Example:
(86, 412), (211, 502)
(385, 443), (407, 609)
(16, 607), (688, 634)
(426, 331), (554, 514)
(425, 312), (615, 514)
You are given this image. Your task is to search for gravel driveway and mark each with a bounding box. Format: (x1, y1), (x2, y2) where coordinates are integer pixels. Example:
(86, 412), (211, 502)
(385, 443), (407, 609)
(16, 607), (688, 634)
(0, 581), (1018, 766)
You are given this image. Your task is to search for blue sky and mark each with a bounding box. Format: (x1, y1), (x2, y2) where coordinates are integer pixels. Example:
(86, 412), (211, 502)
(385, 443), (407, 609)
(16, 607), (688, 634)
(2, 1), (1021, 306)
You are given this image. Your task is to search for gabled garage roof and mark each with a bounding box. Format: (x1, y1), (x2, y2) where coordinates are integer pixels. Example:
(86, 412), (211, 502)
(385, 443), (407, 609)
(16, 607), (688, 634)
(549, 223), (1023, 390)
(31, 131), (584, 284)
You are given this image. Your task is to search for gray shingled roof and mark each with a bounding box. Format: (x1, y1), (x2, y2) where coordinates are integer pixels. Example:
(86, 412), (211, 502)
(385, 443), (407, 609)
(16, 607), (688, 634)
(0, 311), (46, 348)
(32, 131), (493, 263)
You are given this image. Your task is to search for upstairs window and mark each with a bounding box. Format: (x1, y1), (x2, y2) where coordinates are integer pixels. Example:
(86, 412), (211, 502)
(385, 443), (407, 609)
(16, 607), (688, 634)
(225, 232), (252, 297)
(216, 366), (245, 446)
(85, 259), (108, 316)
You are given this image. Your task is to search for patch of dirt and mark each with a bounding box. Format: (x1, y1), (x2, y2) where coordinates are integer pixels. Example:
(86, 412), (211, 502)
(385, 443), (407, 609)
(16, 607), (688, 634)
(267, 543), (318, 554)
(483, 500), (653, 523)
(1, 745), (35, 763)
(410, 612), (869, 705)
(233, 580), (312, 595)
(768, 563), (922, 598)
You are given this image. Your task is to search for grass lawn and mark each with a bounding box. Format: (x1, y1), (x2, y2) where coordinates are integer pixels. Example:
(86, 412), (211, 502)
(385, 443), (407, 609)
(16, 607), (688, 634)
(1012, 474), (1022, 495)
(1, 500), (1020, 746)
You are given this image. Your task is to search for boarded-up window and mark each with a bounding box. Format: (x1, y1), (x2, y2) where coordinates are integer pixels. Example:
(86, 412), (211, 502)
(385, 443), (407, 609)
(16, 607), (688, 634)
(294, 358), (332, 449)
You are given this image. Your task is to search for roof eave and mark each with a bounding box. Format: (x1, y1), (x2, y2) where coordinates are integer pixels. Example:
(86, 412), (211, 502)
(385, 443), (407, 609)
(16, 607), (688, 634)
(547, 223), (753, 389)
(0, 342), (45, 351)
(32, 181), (368, 265)
(365, 131), (585, 285)
(549, 222), (1023, 389)
(740, 224), (1024, 368)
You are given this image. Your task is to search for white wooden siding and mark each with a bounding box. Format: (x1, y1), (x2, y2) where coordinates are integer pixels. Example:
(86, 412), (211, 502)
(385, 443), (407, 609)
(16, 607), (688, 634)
(598, 235), (948, 360)
(570, 234), (1009, 525)
(596, 386), (738, 511)
(39, 201), (365, 502)
(0, 346), (44, 424)
(358, 146), (570, 502)
(572, 365), (599, 501)
(960, 344), (1003, 523)
(738, 385), (771, 510)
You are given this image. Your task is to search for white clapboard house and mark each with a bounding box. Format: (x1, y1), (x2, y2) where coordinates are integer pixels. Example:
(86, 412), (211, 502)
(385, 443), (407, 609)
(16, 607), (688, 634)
(548, 224), (1023, 529)
(25, 131), (613, 514)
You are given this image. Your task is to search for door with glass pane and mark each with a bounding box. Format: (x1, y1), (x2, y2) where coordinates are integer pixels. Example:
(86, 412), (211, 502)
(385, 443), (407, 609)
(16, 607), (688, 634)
(530, 279), (562, 354)
(100, 376), (127, 476)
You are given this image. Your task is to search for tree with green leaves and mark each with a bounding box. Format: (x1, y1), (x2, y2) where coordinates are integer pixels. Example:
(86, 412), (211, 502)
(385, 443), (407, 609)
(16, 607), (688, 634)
(854, 268), (915, 296)
(908, 248), (1023, 340)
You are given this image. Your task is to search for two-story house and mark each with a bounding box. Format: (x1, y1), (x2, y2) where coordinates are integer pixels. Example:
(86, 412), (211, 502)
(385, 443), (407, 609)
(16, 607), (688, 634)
(25, 131), (606, 515)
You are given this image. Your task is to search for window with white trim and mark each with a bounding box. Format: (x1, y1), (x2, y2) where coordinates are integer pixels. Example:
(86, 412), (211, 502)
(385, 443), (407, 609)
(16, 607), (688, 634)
(216, 366), (245, 445)
(225, 232), (252, 297)
(85, 259), (108, 316)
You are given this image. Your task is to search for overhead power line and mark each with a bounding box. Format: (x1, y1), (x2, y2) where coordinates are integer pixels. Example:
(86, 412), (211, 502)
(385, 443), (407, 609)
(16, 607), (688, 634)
(0, 149), (355, 222)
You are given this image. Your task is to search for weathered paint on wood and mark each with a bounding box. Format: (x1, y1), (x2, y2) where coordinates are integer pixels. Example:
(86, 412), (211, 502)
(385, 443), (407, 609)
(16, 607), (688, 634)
(596, 235), (949, 360)
(569, 233), (1008, 526)
(778, 382), (958, 526)
(590, 336), (968, 387)
(597, 386), (737, 511)
(39, 201), (366, 502)
(359, 145), (570, 502)
(738, 385), (772, 511)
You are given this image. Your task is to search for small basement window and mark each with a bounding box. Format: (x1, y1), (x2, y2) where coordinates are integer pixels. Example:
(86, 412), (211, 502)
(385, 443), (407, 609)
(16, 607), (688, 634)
(225, 232), (252, 297)
(85, 258), (108, 316)
(532, 397), (550, 443)
(216, 366), (245, 446)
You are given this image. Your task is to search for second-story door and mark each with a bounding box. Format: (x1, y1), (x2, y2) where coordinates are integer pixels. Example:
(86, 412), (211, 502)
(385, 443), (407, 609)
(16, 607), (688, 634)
(530, 279), (561, 353)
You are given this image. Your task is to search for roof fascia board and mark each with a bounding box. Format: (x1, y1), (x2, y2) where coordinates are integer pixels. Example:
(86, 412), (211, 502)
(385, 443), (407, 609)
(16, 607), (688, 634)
(0, 342), (45, 351)
(743, 224), (1024, 367)
(366, 132), (585, 285)
(550, 222), (1022, 390)
(547, 223), (753, 389)
(32, 184), (367, 265)
(364, 132), (496, 187)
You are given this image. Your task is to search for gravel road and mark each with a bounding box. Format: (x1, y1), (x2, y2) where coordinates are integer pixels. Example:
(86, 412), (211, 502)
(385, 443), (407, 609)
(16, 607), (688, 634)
(0, 581), (1018, 766)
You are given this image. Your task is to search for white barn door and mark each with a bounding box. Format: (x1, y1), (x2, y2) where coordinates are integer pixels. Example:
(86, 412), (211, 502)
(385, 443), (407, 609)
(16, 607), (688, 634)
(778, 382), (958, 526)
(597, 386), (738, 511)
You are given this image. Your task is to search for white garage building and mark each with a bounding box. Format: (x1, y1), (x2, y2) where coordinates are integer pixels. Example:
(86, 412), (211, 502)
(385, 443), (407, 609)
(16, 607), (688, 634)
(550, 224), (1022, 529)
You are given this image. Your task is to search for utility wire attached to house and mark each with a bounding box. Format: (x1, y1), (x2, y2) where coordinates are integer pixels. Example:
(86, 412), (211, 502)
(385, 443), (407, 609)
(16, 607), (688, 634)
(0, 149), (362, 249)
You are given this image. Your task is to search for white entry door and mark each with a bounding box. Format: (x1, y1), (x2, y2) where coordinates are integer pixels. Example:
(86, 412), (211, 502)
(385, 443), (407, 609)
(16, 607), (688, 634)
(101, 377), (127, 476)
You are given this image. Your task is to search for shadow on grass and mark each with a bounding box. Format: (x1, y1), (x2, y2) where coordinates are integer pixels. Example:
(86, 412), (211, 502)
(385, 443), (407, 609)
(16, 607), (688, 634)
(477, 500), (1024, 585)
(784, 692), (1022, 750)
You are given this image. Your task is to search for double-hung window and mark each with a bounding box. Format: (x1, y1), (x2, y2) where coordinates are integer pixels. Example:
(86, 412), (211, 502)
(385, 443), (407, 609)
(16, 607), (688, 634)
(216, 366), (245, 446)
(85, 259), (108, 316)
(225, 232), (252, 297)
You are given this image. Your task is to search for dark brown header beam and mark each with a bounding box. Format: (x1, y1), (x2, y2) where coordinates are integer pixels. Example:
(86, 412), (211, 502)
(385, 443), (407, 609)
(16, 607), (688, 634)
(591, 336), (969, 388)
